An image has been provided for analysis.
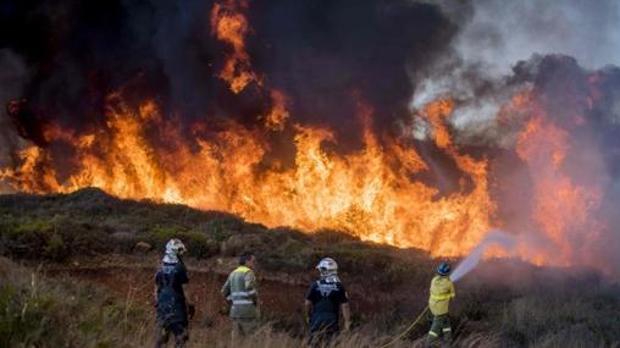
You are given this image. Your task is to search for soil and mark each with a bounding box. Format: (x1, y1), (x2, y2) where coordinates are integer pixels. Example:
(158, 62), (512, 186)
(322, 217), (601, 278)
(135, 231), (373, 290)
(37, 253), (429, 341)
(40, 254), (384, 335)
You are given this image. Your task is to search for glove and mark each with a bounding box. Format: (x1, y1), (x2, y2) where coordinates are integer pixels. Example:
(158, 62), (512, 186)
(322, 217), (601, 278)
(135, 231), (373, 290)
(188, 304), (196, 320)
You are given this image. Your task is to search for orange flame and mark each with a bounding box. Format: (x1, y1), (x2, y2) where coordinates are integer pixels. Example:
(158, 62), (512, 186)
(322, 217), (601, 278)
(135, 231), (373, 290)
(210, 0), (260, 93)
(2, 87), (609, 269)
(263, 90), (290, 131)
(516, 111), (602, 265)
(0, 95), (495, 257)
(0, 146), (60, 192)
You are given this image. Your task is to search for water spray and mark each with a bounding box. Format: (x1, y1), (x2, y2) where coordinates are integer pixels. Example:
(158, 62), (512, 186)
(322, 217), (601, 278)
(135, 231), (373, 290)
(450, 229), (516, 282)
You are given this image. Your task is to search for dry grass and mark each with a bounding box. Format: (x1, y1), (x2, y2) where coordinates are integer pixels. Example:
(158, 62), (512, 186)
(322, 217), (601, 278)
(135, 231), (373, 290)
(0, 256), (485, 348)
(2, 256), (620, 347)
(2, 190), (620, 347)
(0, 256), (423, 348)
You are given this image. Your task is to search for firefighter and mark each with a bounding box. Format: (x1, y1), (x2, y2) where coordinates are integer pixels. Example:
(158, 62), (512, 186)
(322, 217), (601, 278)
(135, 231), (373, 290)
(304, 257), (351, 346)
(154, 239), (193, 348)
(221, 252), (259, 344)
(427, 262), (455, 347)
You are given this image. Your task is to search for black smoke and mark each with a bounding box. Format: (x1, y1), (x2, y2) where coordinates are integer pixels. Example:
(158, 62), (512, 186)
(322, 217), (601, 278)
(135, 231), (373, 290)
(0, 0), (457, 149)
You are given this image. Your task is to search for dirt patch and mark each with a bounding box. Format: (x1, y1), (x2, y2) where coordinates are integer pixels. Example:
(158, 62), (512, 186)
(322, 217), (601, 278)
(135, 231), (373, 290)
(46, 265), (311, 329)
(39, 253), (421, 336)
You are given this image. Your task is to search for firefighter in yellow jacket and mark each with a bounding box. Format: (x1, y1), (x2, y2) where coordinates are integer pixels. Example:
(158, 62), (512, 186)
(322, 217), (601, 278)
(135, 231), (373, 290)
(427, 262), (455, 346)
(221, 252), (259, 344)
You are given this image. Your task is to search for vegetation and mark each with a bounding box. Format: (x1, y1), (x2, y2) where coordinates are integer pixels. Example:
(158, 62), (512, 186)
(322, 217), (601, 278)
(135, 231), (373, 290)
(1, 189), (620, 347)
(0, 188), (433, 286)
(2, 257), (619, 347)
(0, 257), (149, 347)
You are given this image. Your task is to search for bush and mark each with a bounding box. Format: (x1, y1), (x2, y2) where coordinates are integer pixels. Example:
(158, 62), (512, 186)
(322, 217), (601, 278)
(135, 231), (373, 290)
(221, 233), (267, 257)
(201, 217), (245, 242)
(44, 233), (67, 261)
(0, 216), (53, 259)
(181, 231), (219, 259)
(149, 225), (185, 245)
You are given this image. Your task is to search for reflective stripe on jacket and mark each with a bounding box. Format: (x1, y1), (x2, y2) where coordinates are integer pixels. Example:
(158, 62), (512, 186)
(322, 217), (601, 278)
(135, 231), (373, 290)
(221, 265), (259, 319)
(428, 275), (455, 316)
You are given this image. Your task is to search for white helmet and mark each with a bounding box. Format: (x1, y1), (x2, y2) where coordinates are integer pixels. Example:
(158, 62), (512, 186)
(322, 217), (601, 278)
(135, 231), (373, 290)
(316, 257), (338, 278)
(163, 238), (187, 264)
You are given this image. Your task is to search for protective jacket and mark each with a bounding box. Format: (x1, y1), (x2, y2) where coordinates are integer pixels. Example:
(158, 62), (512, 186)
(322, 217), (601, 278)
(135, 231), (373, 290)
(305, 279), (349, 333)
(221, 265), (259, 319)
(428, 275), (455, 316)
(155, 262), (189, 327)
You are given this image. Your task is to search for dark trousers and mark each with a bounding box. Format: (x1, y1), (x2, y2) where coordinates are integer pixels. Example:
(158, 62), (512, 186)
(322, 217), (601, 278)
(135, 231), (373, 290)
(308, 317), (339, 348)
(155, 322), (188, 348)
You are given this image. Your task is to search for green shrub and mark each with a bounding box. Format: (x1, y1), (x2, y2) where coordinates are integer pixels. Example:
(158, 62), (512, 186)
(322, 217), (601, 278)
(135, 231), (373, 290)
(202, 217), (244, 242)
(149, 225), (186, 245)
(0, 217), (53, 259)
(14, 218), (54, 235)
(221, 233), (267, 257)
(44, 233), (67, 261)
(181, 231), (219, 259)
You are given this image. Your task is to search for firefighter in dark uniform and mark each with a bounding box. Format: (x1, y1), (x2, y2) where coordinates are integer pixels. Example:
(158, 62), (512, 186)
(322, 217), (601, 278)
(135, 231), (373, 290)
(154, 239), (192, 348)
(304, 257), (351, 346)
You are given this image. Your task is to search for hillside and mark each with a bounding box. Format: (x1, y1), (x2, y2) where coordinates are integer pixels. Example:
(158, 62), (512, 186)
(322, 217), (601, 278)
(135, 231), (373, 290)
(1, 189), (620, 347)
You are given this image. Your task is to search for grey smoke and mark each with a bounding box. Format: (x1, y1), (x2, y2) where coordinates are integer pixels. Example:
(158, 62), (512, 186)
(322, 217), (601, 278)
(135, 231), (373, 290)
(455, 0), (620, 74)
(410, 0), (620, 142)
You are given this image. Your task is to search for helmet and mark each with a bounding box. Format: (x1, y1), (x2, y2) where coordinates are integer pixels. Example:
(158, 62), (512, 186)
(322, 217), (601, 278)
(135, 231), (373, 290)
(437, 262), (451, 276)
(316, 257), (338, 278)
(163, 238), (187, 263)
(166, 238), (187, 255)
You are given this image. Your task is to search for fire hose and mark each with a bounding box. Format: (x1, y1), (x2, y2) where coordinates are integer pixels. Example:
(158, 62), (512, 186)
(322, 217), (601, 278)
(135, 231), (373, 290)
(377, 305), (429, 348)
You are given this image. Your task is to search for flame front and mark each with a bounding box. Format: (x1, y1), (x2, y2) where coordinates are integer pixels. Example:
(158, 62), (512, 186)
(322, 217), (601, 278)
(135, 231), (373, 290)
(0, 87), (609, 266)
(0, 94), (495, 257)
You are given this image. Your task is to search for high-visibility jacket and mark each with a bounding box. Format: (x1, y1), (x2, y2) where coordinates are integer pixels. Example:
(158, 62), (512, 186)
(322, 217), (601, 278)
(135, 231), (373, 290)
(428, 275), (455, 316)
(221, 265), (259, 319)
